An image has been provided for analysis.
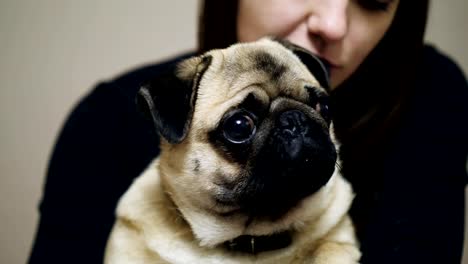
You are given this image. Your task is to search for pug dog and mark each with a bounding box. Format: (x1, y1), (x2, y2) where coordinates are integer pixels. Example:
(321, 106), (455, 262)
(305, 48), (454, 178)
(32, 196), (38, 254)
(105, 38), (360, 264)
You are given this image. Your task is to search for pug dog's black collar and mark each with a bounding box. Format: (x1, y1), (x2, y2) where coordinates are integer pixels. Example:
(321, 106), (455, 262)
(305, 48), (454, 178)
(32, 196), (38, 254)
(223, 231), (292, 254)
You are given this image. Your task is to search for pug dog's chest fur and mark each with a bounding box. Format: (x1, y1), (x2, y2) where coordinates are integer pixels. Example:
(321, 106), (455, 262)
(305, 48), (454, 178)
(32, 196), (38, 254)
(106, 158), (357, 264)
(105, 38), (361, 263)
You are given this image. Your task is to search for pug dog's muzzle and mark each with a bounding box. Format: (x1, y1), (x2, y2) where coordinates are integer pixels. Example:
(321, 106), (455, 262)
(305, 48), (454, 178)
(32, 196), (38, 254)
(216, 97), (336, 220)
(105, 38), (361, 264)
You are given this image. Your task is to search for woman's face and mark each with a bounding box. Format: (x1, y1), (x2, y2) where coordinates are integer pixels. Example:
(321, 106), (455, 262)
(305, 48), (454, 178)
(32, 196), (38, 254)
(237, 0), (400, 89)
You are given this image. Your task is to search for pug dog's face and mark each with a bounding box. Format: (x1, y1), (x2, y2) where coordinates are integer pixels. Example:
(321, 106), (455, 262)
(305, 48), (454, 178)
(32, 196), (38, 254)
(138, 38), (336, 246)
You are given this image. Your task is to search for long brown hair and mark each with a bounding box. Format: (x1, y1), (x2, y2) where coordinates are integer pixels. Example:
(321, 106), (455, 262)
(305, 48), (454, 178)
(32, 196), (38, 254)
(197, 0), (238, 54)
(329, 0), (430, 232)
(197, 0), (430, 233)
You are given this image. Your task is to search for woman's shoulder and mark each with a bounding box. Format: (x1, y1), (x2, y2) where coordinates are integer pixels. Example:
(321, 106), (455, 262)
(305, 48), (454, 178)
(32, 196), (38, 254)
(56, 52), (195, 149)
(414, 45), (468, 114)
(404, 45), (468, 180)
(66, 52), (195, 123)
(97, 52), (195, 101)
(398, 45), (468, 174)
(419, 45), (467, 90)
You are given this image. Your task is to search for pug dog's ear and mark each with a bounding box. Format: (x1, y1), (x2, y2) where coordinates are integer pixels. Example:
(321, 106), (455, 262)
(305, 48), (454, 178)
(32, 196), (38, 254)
(137, 55), (212, 144)
(273, 38), (330, 90)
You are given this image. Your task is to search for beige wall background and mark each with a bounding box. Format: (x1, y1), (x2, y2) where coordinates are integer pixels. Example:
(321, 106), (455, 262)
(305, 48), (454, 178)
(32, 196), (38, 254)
(0, 1), (466, 263)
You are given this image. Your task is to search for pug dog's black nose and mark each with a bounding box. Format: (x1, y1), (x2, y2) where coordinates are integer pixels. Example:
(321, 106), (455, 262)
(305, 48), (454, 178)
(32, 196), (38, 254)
(277, 110), (308, 161)
(238, 108), (336, 219)
(278, 110), (307, 133)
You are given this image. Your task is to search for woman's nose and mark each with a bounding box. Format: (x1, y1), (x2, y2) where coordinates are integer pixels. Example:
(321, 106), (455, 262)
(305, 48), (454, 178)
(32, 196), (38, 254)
(306, 0), (348, 42)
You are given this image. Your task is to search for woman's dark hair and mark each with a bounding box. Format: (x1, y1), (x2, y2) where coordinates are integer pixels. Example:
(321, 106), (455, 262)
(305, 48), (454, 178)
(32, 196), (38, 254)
(329, 0), (430, 234)
(198, 0), (430, 234)
(197, 0), (238, 53)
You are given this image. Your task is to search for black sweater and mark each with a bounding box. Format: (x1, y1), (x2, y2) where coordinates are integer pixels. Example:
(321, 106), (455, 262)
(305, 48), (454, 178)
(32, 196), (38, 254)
(29, 46), (468, 263)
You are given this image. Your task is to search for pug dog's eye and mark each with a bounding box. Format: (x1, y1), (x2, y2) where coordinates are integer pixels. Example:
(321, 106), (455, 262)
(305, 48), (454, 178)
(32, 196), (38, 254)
(222, 111), (256, 144)
(305, 85), (332, 124)
(318, 98), (331, 125)
(319, 96), (330, 115)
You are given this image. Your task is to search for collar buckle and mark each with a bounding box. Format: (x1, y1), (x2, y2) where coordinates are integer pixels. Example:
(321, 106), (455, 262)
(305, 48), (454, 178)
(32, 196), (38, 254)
(224, 231), (292, 254)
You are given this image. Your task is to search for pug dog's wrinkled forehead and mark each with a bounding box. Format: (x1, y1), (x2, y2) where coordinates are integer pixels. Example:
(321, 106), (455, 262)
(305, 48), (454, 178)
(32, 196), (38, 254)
(137, 37), (330, 144)
(192, 38), (328, 102)
(176, 38), (329, 130)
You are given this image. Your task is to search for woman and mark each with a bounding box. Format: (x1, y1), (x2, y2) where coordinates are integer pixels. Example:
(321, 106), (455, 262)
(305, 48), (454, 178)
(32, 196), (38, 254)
(29, 0), (468, 263)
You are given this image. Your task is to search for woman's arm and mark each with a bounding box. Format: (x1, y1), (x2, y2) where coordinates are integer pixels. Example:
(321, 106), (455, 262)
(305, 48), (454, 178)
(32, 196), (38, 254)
(28, 81), (159, 264)
(361, 46), (468, 264)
